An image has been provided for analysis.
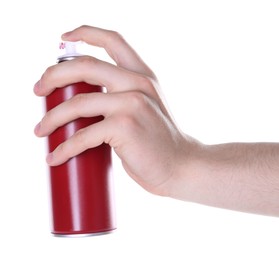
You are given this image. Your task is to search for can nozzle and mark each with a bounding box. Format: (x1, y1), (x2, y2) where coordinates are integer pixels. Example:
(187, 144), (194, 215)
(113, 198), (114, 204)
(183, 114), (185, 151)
(57, 41), (83, 62)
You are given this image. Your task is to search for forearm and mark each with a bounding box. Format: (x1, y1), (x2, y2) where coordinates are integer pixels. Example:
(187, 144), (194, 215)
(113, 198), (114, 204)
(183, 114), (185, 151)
(170, 141), (279, 216)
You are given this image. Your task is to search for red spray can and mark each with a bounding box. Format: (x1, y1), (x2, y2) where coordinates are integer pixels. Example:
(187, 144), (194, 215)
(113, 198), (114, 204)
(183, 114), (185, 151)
(45, 41), (116, 237)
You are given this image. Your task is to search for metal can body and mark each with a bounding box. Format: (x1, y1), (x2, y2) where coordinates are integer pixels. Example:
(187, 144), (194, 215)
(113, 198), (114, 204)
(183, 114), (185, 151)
(46, 82), (116, 236)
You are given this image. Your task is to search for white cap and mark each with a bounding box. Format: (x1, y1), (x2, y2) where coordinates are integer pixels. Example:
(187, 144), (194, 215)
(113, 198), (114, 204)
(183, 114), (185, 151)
(57, 41), (83, 62)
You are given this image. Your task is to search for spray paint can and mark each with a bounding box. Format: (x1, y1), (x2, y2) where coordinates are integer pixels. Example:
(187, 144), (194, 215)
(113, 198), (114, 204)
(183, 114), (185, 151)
(45, 41), (116, 237)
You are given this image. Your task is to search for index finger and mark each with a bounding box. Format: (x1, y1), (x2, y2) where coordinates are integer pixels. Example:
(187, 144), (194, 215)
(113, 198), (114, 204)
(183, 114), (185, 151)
(62, 25), (156, 80)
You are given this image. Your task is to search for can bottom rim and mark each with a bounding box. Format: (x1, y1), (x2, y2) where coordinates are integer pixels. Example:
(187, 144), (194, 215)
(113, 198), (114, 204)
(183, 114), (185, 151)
(52, 229), (115, 238)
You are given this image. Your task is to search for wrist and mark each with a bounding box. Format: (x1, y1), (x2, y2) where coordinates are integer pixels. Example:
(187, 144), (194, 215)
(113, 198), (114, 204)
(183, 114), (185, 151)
(159, 133), (207, 200)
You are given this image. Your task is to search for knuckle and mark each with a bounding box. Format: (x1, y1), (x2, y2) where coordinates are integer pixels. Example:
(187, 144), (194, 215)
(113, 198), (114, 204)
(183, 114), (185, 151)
(74, 56), (99, 78)
(126, 91), (148, 111)
(113, 106), (143, 137)
(41, 110), (54, 128)
(134, 75), (159, 99)
(107, 30), (124, 42)
(137, 75), (154, 91)
(55, 141), (71, 159)
(78, 24), (90, 30)
(74, 128), (89, 150)
(76, 55), (97, 69)
(117, 114), (139, 134)
(70, 93), (92, 117)
(71, 93), (87, 106)
(40, 115), (48, 129)
(41, 65), (56, 82)
(55, 129), (89, 160)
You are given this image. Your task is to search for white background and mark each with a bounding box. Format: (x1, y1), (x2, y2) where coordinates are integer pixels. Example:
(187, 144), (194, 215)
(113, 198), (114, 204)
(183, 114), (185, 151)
(0, 0), (279, 259)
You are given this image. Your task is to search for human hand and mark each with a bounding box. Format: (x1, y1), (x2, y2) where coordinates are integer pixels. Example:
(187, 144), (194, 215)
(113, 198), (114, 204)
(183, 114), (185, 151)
(34, 25), (197, 195)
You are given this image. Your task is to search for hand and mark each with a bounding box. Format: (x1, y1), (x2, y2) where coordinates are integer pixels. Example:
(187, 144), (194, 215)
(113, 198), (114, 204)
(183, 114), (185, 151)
(34, 25), (279, 216)
(34, 25), (197, 195)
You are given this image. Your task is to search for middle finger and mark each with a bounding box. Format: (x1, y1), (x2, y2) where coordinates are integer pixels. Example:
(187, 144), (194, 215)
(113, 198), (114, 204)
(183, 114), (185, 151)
(34, 91), (150, 137)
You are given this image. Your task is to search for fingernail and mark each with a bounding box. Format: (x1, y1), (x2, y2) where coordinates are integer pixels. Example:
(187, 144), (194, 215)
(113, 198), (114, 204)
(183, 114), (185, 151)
(34, 122), (41, 135)
(61, 32), (71, 39)
(46, 153), (53, 165)
(33, 80), (41, 93)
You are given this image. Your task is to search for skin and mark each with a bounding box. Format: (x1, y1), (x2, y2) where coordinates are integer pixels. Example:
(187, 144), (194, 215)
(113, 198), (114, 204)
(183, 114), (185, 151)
(34, 25), (279, 217)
